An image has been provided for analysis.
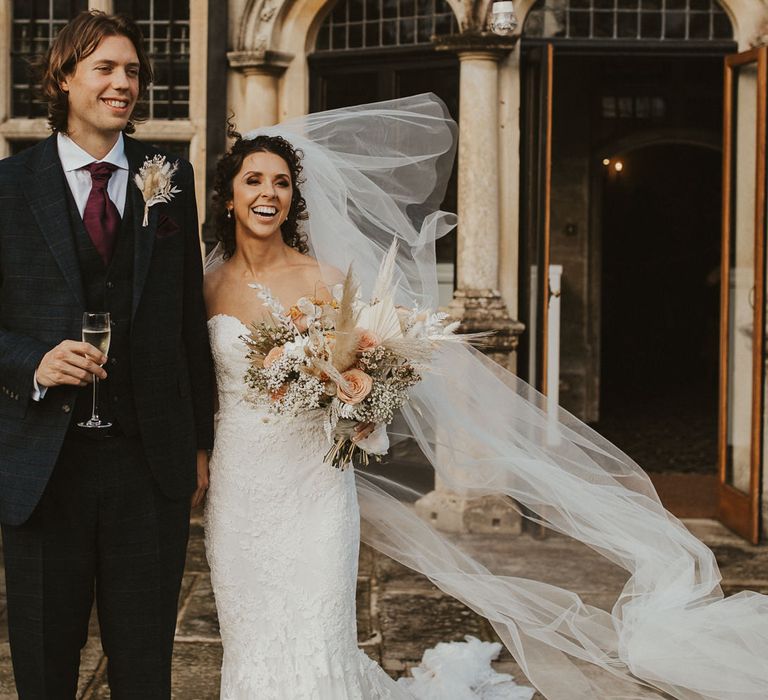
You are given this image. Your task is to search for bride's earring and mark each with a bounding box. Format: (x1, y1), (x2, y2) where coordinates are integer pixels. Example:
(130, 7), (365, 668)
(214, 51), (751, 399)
(227, 208), (232, 220)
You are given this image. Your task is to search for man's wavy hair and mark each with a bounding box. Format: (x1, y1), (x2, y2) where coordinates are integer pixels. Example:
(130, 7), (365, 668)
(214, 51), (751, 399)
(212, 123), (309, 258)
(37, 10), (153, 134)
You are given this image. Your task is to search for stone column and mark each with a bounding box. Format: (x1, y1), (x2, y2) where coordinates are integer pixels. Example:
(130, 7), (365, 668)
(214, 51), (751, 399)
(414, 34), (525, 535)
(457, 50), (501, 291)
(449, 44), (524, 370)
(227, 50), (293, 130)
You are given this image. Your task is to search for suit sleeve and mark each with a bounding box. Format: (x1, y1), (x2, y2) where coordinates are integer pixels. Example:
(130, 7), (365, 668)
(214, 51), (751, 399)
(180, 163), (215, 450)
(0, 215), (50, 418)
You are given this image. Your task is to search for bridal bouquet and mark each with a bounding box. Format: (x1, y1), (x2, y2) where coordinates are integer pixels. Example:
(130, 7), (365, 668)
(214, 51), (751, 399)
(241, 243), (476, 469)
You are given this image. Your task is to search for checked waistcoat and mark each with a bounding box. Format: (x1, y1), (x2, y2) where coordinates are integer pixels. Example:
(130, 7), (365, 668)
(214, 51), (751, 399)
(65, 185), (139, 436)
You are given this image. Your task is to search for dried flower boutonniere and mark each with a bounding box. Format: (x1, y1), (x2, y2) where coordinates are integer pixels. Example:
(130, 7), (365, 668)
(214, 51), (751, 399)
(134, 154), (182, 227)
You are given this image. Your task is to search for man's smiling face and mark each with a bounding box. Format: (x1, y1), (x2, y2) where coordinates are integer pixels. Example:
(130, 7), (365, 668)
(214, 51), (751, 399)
(60, 34), (140, 142)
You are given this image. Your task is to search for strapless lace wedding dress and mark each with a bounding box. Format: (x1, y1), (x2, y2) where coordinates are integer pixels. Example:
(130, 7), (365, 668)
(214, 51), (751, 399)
(204, 314), (535, 700)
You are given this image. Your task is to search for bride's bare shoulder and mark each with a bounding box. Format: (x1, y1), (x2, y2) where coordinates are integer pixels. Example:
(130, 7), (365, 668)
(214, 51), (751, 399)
(289, 250), (346, 290)
(204, 262), (225, 296)
(203, 261), (235, 313)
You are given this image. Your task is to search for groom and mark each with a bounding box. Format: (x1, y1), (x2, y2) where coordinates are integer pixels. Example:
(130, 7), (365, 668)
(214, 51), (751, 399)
(0, 10), (213, 698)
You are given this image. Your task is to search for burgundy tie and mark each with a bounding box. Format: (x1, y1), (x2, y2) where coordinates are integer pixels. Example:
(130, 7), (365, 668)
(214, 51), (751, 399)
(83, 162), (121, 265)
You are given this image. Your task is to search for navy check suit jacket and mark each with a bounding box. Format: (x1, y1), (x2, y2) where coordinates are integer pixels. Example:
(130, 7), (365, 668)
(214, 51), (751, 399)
(0, 135), (214, 526)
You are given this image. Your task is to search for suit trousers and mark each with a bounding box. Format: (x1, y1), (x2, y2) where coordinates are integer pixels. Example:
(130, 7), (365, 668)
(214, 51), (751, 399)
(1, 434), (190, 699)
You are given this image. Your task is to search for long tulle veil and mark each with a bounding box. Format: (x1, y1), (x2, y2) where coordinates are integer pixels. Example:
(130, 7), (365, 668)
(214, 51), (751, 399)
(205, 94), (768, 699)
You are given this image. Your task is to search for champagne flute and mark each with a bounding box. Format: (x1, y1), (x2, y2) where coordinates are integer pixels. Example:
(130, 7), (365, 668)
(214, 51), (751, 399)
(78, 312), (112, 429)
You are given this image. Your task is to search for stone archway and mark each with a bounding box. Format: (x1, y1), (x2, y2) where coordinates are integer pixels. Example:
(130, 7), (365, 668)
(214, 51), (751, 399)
(597, 128), (722, 158)
(516, 0), (764, 49)
(228, 0), (468, 123)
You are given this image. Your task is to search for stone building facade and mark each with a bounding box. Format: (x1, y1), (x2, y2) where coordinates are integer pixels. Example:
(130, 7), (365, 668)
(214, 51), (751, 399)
(1, 0), (768, 540)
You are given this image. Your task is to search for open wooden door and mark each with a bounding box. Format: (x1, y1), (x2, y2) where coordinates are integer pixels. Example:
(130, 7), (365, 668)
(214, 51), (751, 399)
(520, 43), (554, 394)
(719, 46), (767, 543)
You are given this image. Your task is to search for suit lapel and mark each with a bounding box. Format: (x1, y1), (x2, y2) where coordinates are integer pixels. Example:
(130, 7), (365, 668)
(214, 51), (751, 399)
(124, 137), (157, 320)
(23, 135), (85, 310)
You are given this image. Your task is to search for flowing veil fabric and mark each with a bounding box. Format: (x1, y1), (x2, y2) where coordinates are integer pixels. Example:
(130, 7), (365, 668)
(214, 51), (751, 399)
(206, 94), (768, 699)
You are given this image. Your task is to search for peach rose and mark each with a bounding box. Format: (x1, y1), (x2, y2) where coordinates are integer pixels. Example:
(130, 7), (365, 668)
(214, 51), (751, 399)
(263, 346), (284, 368)
(287, 306), (309, 333)
(336, 369), (373, 405)
(356, 329), (381, 352)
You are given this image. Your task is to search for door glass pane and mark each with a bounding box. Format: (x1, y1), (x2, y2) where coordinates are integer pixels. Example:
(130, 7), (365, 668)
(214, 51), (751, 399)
(726, 61), (758, 494)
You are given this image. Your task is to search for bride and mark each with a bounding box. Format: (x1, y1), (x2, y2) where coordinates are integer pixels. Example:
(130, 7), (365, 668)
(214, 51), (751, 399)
(203, 95), (768, 700)
(203, 131), (409, 698)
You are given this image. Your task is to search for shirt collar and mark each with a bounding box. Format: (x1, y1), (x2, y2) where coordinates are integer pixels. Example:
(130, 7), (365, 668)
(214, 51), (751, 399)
(56, 132), (129, 173)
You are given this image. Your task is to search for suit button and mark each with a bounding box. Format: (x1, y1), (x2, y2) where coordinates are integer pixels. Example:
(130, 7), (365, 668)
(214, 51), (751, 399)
(109, 357), (118, 366)
(62, 404), (71, 413)
(106, 281), (115, 289)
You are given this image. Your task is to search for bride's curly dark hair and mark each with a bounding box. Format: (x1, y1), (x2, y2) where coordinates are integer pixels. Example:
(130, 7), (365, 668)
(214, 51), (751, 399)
(211, 121), (309, 258)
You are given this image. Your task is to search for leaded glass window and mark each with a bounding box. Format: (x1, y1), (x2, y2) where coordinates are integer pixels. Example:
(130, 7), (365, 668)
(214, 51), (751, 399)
(114, 0), (190, 119)
(524, 0), (732, 41)
(147, 139), (189, 159)
(315, 0), (458, 52)
(601, 95), (666, 119)
(11, 0), (88, 118)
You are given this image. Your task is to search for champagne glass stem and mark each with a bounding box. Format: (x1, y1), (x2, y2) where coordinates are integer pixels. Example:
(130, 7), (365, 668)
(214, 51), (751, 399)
(91, 375), (100, 422)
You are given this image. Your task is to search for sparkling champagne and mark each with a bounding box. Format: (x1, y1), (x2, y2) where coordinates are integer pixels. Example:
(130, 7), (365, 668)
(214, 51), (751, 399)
(78, 312), (112, 429)
(82, 328), (111, 357)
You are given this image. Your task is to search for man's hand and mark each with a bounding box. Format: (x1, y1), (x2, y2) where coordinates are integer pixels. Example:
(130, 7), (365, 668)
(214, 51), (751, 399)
(35, 340), (107, 388)
(191, 450), (210, 508)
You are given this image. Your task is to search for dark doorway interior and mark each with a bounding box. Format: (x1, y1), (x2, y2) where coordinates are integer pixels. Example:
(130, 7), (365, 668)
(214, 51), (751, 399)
(309, 51), (459, 267)
(596, 143), (720, 485)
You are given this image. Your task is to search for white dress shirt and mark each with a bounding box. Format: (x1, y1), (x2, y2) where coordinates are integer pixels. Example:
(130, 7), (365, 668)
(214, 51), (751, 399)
(57, 132), (129, 217)
(32, 134), (130, 401)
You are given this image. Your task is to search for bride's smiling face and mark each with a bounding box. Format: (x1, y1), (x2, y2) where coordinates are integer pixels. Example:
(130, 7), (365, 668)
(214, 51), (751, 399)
(230, 151), (293, 243)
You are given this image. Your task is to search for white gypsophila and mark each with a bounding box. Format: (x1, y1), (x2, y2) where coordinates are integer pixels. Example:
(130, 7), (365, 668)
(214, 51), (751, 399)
(263, 355), (294, 390)
(133, 154), (181, 227)
(273, 373), (325, 416)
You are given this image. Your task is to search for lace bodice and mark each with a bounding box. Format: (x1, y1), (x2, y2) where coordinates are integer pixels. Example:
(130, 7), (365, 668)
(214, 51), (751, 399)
(207, 314), (254, 417)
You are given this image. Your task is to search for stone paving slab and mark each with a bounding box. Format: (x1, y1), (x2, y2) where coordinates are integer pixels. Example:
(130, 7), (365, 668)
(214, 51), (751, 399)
(0, 515), (766, 698)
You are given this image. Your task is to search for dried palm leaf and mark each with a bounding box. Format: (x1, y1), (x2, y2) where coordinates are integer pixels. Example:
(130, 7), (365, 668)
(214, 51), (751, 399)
(381, 337), (436, 363)
(331, 267), (360, 373)
(372, 240), (399, 303)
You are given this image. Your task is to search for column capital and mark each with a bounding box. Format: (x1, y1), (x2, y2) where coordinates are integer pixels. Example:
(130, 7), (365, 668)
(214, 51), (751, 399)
(227, 50), (294, 76)
(434, 31), (518, 58)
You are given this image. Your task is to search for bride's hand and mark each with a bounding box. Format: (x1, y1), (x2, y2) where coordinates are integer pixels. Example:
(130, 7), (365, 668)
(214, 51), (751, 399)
(351, 422), (375, 443)
(191, 450), (210, 508)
